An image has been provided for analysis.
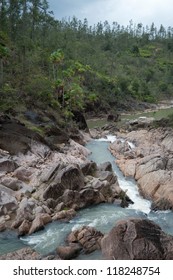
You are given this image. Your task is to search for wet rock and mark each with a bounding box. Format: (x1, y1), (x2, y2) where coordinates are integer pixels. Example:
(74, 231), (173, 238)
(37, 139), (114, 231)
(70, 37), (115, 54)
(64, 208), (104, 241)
(101, 219), (173, 260)
(118, 190), (134, 208)
(57, 244), (82, 260)
(98, 161), (113, 172)
(151, 198), (173, 211)
(18, 220), (31, 236)
(52, 209), (76, 221)
(0, 223), (6, 232)
(67, 226), (103, 254)
(29, 213), (52, 235)
(79, 188), (101, 207)
(0, 216), (7, 232)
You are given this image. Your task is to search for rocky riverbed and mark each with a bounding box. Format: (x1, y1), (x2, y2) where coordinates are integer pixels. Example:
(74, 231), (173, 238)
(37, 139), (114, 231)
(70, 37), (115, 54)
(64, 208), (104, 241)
(1, 113), (173, 260)
(0, 113), (131, 259)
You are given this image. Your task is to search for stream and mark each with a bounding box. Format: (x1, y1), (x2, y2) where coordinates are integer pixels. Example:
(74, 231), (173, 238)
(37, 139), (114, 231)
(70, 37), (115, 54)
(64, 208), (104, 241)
(1, 136), (173, 259)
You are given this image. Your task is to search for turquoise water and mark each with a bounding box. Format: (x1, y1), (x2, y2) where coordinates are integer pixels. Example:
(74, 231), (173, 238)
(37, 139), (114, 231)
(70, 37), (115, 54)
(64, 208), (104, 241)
(0, 231), (26, 255)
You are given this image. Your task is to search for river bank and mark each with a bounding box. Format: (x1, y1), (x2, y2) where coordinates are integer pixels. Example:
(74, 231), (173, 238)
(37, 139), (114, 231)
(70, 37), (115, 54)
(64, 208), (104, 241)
(109, 127), (173, 210)
(86, 99), (173, 129)
(0, 113), (132, 259)
(1, 110), (173, 260)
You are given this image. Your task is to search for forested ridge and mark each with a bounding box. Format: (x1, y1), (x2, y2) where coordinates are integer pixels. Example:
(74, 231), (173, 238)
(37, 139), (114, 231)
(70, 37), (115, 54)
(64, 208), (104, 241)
(1, 0), (173, 119)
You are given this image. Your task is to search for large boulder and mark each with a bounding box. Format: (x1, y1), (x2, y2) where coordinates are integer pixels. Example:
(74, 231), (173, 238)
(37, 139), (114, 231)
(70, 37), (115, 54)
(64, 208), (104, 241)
(80, 161), (97, 176)
(44, 125), (69, 145)
(0, 247), (60, 260)
(67, 226), (103, 254)
(0, 184), (18, 215)
(43, 165), (85, 200)
(52, 209), (76, 221)
(101, 219), (173, 260)
(78, 188), (101, 207)
(0, 114), (51, 155)
(29, 213), (52, 235)
(98, 161), (113, 172)
(12, 197), (36, 229)
(57, 244), (81, 260)
(135, 154), (167, 180)
(40, 163), (64, 183)
(0, 177), (21, 191)
(18, 220), (31, 236)
(0, 159), (18, 173)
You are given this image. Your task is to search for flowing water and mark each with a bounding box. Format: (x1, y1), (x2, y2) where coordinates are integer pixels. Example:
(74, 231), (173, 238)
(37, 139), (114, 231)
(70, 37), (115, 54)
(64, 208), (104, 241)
(1, 136), (173, 259)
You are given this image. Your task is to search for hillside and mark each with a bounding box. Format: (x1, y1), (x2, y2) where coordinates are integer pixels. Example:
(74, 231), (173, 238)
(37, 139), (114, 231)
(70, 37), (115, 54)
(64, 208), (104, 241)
(1, 1), (173, 123)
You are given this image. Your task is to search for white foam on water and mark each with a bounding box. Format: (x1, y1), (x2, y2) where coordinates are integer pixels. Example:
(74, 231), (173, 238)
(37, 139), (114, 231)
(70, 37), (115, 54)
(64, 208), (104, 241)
(118, 176), (151, 214)
(96, 135), (116, 143)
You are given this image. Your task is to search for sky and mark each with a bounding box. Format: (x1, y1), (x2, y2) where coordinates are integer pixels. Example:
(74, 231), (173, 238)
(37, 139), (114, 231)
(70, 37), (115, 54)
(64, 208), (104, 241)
(48, 0), (173, 28)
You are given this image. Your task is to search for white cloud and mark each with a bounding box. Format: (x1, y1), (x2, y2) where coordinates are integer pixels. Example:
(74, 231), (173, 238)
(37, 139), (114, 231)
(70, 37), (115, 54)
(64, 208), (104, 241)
(48, 0), (173, 28)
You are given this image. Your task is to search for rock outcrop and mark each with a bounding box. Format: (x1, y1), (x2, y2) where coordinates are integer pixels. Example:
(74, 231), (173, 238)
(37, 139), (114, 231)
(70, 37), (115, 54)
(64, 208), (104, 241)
(0, 114), (129, 238)
(55, 225), (104, 259)
(0, 248), (41, 260)
(67, 226), (103, 255)
(0, 247), (60, 260)
(101, 218), (173, 260)
(110, 128), (173, 210)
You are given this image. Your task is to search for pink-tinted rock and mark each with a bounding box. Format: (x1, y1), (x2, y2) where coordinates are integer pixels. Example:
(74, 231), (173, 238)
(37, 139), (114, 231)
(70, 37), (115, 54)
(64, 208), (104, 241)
(101, 219), (173, 260)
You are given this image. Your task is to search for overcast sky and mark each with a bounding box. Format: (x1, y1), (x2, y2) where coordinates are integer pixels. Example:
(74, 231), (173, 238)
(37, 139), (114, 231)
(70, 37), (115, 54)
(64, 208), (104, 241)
(48, 0), (173, 28)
